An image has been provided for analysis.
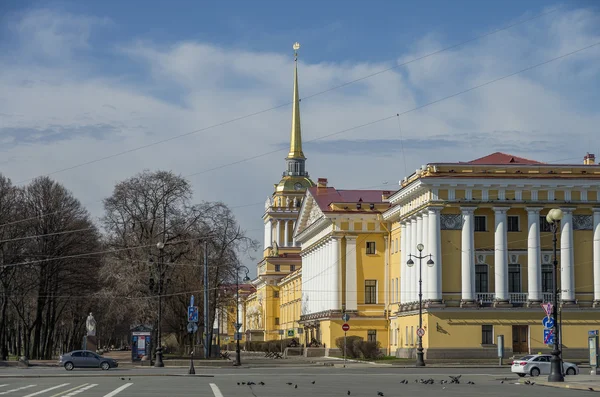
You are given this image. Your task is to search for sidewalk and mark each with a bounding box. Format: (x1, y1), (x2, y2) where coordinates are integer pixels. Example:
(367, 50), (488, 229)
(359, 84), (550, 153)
(522, 375), (600, 392)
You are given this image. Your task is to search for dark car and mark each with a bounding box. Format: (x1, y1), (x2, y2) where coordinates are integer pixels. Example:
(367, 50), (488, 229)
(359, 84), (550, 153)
(59, 350), (118, 371)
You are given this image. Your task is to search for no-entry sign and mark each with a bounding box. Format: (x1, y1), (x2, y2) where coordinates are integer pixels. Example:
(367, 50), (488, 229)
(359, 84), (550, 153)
(342, 323), (350, 332)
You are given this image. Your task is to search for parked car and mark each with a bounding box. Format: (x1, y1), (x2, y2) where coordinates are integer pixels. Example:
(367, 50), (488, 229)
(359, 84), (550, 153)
(511, 354), (579, 377)
(59, 350), (118, 371)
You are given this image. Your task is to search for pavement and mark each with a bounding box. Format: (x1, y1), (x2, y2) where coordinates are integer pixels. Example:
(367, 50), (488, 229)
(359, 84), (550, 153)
(0, 367), (598, 396)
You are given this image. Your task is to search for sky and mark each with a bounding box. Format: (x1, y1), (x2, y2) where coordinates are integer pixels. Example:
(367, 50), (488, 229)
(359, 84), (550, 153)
(1, 0), (600, 274)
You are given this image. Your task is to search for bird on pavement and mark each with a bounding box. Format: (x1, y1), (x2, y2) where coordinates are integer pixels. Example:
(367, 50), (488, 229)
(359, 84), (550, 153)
(312, 381), (316, 384)
(295, 384), (298, 389)
(377, 392), (384, 396)
(286, 382), (293, 385)
(347, 391), (351, 395)
(258, 381), (265, 385)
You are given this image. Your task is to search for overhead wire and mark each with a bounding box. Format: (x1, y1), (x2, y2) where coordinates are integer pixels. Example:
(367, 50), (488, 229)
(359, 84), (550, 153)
(0, 38), (597, 234)
(12, 5), (564, 187)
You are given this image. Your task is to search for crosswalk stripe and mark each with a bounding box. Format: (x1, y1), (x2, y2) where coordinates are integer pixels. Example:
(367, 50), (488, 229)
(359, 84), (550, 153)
(209, 383), (224, 397)
(63, 384), (97, 396)
(49, 384), (88, 397)
(0, 385), (36, 395)
(23, 383), (70, 397)
(102, 383), (133, 397)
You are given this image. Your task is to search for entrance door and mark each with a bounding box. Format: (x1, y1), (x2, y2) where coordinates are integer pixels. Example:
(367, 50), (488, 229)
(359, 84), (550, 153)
(512, 325), (529, 354)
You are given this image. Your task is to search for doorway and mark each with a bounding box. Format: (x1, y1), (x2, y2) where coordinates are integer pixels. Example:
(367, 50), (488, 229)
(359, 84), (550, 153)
(512, 325), (529, 354)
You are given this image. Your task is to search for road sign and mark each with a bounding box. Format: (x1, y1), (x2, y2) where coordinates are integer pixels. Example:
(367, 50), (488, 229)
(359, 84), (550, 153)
(544, 328), (555, 345)
(417, 328), (425, 337)
(543, 316), (555, 329)
(234, 322), (242, 330)
(278, 329), (284, 335)
(342, 323), (350, 332)
(190, 295), (194, 307)
(541, 302), (553, 317)
(187, 321), (198, 334)
(234, 332), (242, 341)
(188, 306), (199, 322)
(342, 313), (350, 322)
(287, 329), (294, 337)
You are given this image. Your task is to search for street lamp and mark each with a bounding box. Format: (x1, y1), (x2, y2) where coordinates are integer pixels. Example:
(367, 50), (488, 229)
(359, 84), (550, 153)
(407, 243), (434, 367)
(546, 208), (564, 382)
(233, 265), (251, 367)
(155, 241), (165, 368)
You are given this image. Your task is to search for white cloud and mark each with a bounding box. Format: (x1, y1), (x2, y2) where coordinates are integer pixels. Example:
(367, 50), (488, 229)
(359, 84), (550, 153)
(0, 5), (599, 269)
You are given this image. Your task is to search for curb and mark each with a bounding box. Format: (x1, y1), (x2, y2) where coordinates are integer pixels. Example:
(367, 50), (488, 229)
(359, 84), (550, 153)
(520, 379), (599, 392)
(0, 374), (215, 378)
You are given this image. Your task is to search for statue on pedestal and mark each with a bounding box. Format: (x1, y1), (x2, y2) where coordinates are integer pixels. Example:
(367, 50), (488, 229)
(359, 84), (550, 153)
(86, 313), (96, 336)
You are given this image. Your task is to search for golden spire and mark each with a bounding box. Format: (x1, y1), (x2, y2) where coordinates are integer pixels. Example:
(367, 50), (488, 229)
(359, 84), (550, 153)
(288, 42), (305, 159)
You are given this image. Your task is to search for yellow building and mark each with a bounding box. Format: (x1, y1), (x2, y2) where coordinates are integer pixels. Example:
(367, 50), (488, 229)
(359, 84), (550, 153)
(216, 283), (255, 344)
(244, 42), (314, 342)
(279, 268), (303, 339)
(384, 152), (600, 359)
(293, 179), (392, 353)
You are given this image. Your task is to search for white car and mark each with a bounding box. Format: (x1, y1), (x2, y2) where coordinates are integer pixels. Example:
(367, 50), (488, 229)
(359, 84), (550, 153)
(511, 354), (579, 377)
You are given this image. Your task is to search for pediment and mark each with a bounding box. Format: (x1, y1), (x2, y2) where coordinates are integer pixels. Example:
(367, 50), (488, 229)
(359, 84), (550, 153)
(294, 191), (324, 237)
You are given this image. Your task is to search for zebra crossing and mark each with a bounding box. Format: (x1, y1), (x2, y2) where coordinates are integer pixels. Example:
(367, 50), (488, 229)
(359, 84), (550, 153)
(0, 382), (133, 396)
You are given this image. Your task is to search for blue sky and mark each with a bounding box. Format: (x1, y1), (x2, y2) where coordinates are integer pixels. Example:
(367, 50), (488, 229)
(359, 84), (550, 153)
(1, 1), (599, 270)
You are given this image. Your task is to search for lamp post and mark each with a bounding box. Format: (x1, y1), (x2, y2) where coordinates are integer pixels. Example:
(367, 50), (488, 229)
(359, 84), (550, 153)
(407, 243), (434, 367)
(233, 265), (251, 367)
(546, 208), (564, 382)
(154, 241), (165, 368)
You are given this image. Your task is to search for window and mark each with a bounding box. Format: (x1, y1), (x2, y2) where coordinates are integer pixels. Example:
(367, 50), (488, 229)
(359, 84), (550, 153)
(275, 265), (280, 272)
(290, 265), (295, 272)
(410, 326), (414, 345)
(405, 326), (408, 346)
(540, 215), (552, 232)
(508, 264), (521, 293)
(395, 239), (399, 253)
(367, 330), (377, 342)
(474, 216), (486, 232)
(273, 291), (279, 298)
(508, 216), (519, 232)
(542, 264), (554, 293)
(275, 317), (280, 325)
(366, 241), (376, 255)
(71, 351), (82, 357)
(365, 280), (377, 304)
(475, 264), (488, 293)
(395, 278), (399, 303)
(481, 325), (493, 345)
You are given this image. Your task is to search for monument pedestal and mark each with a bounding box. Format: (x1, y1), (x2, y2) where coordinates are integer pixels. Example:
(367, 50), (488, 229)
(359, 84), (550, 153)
(85, 335), (98, 352)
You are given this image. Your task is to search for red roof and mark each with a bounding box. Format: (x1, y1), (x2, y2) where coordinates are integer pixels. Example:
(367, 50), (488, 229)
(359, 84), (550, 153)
(466, 152), (544, 165)
(309, 187), (389, 211)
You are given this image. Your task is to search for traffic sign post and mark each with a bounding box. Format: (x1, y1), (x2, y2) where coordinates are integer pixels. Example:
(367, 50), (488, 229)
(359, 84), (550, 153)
(543, 316), (555, 329)
(544, 328), (555, 345)
(342, 323), (350, 368)
(542, 302), (553, 317)
(342, 313), (350, 322)
(416, 328), (425, 337)
(188, 306), (199, 322)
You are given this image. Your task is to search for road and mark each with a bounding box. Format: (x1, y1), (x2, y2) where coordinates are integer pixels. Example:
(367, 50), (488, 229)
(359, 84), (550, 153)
(0, 367), (594, 396)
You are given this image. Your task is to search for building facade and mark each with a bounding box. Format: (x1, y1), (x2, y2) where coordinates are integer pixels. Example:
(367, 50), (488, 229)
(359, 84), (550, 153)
(384, 152), (600, 359)
(294, 179), (391, 352)
(244, 43), (314, 342)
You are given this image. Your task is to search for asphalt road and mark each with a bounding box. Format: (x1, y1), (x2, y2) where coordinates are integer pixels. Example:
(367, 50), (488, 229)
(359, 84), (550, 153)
(0, 367), (594, 396)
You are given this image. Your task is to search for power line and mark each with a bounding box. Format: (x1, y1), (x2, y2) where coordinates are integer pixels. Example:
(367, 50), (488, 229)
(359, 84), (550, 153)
(0, 39), (597, 232)
(13, 6), (563, 186)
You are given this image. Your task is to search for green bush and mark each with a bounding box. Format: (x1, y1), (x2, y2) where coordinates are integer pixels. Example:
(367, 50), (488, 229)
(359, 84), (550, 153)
(335, 336), (363, 358)
(335, 336), (381, 359)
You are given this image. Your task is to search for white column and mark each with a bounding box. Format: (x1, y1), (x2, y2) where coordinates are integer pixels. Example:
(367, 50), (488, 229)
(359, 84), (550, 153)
(284, 220), (290, 247)
(493, 207), (509, 302)
(400, 222), (407, 304)
(527, 207), (543, 302)
(321, 242), (326, 312)
(428, 207), (442, 302)
(560, 208), (575, 302)
(405, 219), (412, 302)
(421, 211), (429, 300)
(332, 236), (341, 310)
(410, 218), (418, 301)
(461, 207), (476, 302)
(267, 220), (273, 248)
(345, 236), (358, 311)
(276, 220), (281, 245)
(594, 209), (600, 303)
(292, 221), (297, 247)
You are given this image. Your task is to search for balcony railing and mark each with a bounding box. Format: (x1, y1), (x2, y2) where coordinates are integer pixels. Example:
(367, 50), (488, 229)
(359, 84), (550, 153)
(542, 292), (554, 303)
(509, 293), (528, 303)
(477, 293), (495, 303)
